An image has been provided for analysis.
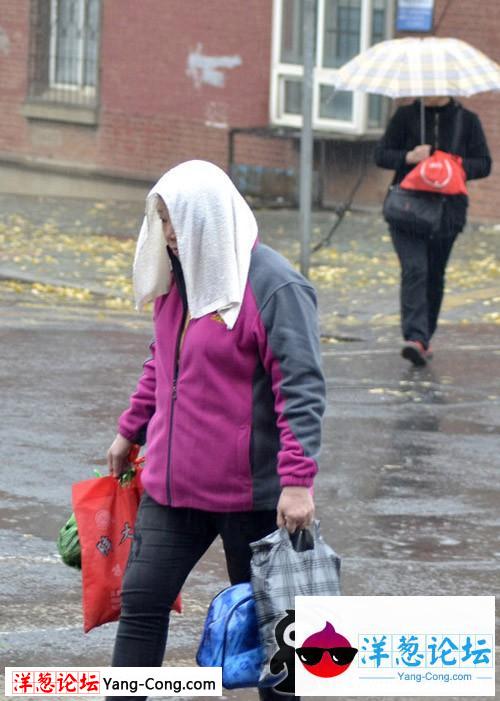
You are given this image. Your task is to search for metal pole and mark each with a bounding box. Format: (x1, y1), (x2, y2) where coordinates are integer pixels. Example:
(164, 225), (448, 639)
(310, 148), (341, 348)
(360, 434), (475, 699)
(420, 98), (425, 144)
(299, 0), (315, 278)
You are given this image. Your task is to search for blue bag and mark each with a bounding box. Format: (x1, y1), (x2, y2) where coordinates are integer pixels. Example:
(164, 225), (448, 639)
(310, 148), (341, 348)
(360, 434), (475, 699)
(196, 582), (265, 689)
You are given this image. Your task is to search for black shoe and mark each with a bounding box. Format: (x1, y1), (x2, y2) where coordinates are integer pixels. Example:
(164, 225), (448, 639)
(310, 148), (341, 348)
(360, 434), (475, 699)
(402, 340), (427, 367)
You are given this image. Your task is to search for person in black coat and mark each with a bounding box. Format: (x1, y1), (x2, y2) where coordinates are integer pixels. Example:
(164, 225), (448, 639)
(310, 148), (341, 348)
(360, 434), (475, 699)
(375, 97), (491, 365)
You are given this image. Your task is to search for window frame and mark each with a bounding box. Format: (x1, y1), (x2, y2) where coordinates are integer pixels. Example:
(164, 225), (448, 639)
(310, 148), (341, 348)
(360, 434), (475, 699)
(25, 0), (101, 124)
(270, 0), (394, 136)
(49, 0), (98, 93)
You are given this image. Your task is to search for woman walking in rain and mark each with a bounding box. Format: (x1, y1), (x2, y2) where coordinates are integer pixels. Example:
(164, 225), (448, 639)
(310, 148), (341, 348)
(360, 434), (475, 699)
(375, 97), (491, 366)
(106, 160), (325, 700)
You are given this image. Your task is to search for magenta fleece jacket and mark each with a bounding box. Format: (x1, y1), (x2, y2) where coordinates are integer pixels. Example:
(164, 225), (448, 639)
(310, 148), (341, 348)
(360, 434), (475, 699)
(118, 243), (326, 512)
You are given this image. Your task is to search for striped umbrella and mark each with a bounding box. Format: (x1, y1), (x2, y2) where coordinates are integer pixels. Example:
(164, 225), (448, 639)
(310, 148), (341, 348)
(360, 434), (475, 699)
(332, 37), (500, 142)
(333, 37), (500, 97)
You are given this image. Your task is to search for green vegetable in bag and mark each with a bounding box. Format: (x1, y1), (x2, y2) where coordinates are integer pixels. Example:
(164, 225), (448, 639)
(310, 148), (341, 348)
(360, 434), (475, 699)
(57, 458), (142, 570)
(57, 512), (81, 569)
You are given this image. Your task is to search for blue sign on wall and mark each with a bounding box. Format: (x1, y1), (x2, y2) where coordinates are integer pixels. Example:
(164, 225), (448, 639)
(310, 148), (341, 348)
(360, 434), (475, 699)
(396, 0), (435, 33)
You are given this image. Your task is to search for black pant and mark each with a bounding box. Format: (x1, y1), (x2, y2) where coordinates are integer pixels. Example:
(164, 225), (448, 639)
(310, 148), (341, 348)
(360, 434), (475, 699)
(390, 229), (459, 347)
(109, 493), (298, 700)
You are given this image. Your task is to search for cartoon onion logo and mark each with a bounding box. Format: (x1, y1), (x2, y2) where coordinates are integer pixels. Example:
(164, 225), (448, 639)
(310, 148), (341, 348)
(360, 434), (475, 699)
(296, 622), (358, 678)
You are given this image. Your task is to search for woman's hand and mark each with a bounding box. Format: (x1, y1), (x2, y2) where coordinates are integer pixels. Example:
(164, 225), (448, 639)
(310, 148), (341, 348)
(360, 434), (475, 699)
(277, 486), (315, 533)
(405, 144), (432, 164)
(107, 433), (133, 477)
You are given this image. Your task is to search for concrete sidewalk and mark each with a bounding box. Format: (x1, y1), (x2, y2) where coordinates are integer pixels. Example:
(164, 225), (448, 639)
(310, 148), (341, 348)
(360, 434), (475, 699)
(0, 192), (498, 345)
(1, 192), (499, 700)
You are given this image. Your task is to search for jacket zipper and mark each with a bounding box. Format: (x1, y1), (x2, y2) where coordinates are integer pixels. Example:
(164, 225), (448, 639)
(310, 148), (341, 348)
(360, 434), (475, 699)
(165, 308), (187, 505)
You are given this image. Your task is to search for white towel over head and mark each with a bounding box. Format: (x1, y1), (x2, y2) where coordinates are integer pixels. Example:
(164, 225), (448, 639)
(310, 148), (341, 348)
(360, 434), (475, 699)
(133, 160), (258, 330)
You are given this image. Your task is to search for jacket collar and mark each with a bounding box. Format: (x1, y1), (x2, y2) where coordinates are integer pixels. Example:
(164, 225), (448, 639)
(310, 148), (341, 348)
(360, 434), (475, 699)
(414, 98), (459, 117)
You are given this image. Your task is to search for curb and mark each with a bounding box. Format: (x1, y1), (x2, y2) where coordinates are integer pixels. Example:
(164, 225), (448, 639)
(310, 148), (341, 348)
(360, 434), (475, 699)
(0, 267), (127, 300)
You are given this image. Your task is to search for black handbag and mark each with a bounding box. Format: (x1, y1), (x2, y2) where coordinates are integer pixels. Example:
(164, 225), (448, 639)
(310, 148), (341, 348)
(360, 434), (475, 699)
(383, 185), (444, 238)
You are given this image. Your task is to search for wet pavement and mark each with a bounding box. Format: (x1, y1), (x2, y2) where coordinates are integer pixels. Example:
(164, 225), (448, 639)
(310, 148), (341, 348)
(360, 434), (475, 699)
(0, 193), (499, 700)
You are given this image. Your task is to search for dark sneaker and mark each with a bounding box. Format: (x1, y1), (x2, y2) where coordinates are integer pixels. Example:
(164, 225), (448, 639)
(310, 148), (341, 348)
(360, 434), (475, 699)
(401, 340), (427, 366)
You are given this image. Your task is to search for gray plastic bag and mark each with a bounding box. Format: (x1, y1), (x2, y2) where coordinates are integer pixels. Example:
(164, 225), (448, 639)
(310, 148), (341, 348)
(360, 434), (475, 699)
(250, 521), (341, 689)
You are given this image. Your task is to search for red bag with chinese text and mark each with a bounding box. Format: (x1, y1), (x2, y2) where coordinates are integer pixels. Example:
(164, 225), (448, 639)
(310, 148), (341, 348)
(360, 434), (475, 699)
(400, 149), (467, 195)
(72, 460), (181, 632)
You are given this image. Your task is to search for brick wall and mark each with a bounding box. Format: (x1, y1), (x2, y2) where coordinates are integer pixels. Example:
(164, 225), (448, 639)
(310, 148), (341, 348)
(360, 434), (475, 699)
(232, 133), (297, 171)
(100, 0), (272, 127)
(0, 0), (274, 180)
(95, 0), (274, 176)
(429, 0), (500, 220)
(0, 0), (498, 220)
(0, 1), (30, 153)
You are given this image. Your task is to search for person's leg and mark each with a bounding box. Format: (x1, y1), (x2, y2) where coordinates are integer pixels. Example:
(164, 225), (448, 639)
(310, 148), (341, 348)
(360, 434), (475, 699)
(218, 511), (277, 585)
(427, 233), (458, 340)
(390, 228), (430, 347)
(217, 511), (300, 701)
(108, 494), (216, 700)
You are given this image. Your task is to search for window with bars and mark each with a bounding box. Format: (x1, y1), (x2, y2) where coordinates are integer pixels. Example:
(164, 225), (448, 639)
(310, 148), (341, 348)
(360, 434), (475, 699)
(27, 0), (101, 108)
(271, 0), (393, 135)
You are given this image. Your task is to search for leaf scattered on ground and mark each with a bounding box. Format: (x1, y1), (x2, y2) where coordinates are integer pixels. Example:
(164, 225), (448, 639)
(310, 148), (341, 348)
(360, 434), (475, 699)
(0, 213), (498, 326)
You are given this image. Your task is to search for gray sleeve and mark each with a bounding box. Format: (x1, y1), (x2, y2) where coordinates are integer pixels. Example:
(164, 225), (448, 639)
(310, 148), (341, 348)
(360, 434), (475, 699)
(256, 282), (326, 486)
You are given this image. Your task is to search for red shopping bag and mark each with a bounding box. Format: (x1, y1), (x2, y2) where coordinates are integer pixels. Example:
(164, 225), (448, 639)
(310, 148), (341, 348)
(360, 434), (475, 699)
(401, 150), (467, 195)
(73, 458), (181, 632)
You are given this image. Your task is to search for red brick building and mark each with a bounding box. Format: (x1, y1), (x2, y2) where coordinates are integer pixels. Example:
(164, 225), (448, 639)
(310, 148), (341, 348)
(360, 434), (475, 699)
(0, 0), (498, 220)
